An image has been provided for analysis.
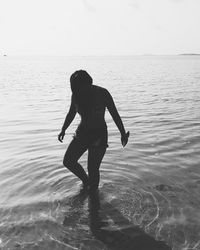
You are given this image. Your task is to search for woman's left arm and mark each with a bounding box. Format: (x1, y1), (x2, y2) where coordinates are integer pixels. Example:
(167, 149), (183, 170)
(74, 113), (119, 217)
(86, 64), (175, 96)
(105, 90), (129, 147)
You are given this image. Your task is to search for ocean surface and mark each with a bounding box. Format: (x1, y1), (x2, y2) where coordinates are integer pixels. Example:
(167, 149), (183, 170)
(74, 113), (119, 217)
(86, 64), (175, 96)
(0, 55), (200, 250)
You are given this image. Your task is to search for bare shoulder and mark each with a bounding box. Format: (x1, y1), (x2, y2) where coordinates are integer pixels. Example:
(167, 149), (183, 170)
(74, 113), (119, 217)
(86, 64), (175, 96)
(92, 85), (111, 99)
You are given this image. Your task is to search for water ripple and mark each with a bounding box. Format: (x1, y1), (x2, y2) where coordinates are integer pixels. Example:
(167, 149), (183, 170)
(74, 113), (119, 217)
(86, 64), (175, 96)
(1, 55), (200, 249)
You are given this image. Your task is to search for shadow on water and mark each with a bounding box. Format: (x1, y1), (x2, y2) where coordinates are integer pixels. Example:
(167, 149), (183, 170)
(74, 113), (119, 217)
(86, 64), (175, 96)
(63, 188), (171, 250)
(88, 191), (171, 250)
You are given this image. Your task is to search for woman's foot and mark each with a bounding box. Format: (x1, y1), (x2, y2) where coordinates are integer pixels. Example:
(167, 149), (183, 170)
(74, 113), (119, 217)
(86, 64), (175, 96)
(88, 186), (99, 196)
(80, 181), (89, 191)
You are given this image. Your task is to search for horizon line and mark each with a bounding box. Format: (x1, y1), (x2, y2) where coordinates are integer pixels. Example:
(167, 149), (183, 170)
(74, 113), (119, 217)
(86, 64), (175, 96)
(1, 53), (200, 57)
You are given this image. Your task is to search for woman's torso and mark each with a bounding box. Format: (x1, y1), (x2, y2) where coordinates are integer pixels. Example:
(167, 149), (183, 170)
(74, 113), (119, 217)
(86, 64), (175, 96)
(74, 85), (107, 129)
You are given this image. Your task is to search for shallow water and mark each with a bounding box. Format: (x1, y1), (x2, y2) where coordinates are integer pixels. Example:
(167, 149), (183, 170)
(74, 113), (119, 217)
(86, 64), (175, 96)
(0, 55), (200, 250)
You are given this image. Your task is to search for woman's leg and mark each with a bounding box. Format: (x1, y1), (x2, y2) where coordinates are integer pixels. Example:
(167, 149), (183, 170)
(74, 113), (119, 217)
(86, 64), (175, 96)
(87, 146), (107, 191)
(63, 138), (89, 186)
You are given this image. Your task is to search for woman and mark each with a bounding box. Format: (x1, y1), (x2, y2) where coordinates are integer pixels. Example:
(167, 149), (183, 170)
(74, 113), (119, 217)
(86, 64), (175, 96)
(58, 70), (129, 193)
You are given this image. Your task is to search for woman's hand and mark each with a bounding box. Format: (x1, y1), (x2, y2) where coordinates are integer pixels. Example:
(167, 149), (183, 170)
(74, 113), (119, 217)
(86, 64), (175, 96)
(58, 130), (65, 143)
(121, 131), (130, 147)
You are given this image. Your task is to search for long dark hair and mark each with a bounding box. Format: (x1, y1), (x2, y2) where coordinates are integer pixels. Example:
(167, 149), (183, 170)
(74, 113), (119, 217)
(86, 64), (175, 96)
(70, 70), (93, 116)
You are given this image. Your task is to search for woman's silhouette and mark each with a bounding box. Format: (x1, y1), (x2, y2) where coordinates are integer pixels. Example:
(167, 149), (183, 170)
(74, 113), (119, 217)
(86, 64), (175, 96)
(58, 70), (129, 192)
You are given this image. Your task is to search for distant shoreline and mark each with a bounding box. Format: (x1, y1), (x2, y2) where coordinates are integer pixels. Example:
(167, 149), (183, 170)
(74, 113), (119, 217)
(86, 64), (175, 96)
(179, 53), (200, 56)
(2, 54), (200, 57)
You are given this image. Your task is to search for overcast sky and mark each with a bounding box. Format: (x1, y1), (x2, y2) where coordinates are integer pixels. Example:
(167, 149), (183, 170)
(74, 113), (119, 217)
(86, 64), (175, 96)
(0, 0), (200, 55)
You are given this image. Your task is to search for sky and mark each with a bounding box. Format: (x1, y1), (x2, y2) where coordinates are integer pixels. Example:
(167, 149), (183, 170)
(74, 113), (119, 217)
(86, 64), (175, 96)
(0, 0), (200, 56)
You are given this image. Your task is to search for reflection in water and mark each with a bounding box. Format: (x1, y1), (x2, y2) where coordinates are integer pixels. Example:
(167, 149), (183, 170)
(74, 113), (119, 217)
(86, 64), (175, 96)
(87, 190), (171, 250)
(63, 187), (89, 226)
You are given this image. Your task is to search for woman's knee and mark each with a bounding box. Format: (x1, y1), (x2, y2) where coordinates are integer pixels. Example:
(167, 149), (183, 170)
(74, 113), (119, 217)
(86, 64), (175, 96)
(63, 156), (75, 169)
(63, 139), (87, 168)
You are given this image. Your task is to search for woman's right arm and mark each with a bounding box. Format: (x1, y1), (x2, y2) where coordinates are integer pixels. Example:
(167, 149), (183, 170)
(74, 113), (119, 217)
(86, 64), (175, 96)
(58, 95), (77, 142)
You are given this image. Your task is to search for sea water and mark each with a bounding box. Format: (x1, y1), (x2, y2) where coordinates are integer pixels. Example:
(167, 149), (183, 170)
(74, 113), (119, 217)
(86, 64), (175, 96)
(0, 55), (200, 250)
